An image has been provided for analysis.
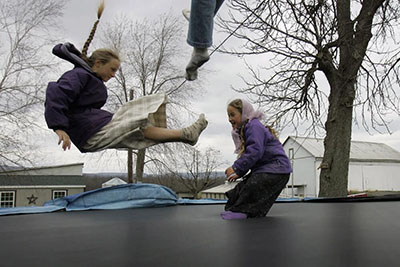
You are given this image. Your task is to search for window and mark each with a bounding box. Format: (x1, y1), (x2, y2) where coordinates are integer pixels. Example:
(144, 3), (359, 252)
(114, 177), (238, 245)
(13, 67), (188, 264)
(52, 190), (67, 200)
(289, 148), (294, 159)
(0, 191), (15, 208)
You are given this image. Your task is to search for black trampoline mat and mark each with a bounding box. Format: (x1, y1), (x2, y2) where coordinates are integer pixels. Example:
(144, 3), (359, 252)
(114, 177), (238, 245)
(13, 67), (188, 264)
(1, 202), (400, 267)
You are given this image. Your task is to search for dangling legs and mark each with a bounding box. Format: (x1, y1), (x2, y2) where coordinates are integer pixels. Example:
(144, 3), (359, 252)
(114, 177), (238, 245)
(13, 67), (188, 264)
(185, 0), (225, 81)
(143, 114), (208, 145)
(142, 127), (181, 142)
(185, 48), (210, 81)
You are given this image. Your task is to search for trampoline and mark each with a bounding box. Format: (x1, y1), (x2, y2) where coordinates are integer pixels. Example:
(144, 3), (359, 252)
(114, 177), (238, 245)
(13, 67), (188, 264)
(1, 199), (400, 266)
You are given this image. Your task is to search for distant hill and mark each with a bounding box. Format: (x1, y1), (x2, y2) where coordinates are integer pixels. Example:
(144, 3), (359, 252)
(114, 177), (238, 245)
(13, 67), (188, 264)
(84, 171), (226, 179)
(82, 172), (226, 193)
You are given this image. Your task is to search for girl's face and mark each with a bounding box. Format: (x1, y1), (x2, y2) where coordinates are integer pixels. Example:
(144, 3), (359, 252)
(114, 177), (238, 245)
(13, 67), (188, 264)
(92, 58), (120, 82)
(227, 105), (242, 129)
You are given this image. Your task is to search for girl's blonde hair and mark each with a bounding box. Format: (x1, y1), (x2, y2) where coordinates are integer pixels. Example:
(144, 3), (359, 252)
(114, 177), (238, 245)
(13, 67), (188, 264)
(228, 99), (278, 156)
(85, 49), (120, 68)
(80, 1), (120, 67)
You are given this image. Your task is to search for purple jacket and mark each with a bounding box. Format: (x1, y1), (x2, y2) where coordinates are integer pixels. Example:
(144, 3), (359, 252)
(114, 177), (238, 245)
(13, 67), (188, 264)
(232, 119), (292, 177)
(44, 67), (113, 152)
(44, 43), (113, 152)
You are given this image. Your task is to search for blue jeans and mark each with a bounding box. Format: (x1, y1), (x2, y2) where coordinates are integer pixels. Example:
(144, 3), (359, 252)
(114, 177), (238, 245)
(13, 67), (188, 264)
(187, 0), (225, 48)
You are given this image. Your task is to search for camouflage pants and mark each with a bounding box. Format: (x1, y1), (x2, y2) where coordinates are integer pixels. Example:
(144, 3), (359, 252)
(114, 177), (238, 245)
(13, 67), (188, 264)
(225, 172), (290, 218)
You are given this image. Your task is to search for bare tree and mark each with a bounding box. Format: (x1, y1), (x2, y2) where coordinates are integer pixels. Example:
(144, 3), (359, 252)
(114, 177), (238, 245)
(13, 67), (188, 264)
(100, 13), (202, 182)
(0, 0), (66, 168)
(153, 145), (225, 199)
(218, 0), (400, 197)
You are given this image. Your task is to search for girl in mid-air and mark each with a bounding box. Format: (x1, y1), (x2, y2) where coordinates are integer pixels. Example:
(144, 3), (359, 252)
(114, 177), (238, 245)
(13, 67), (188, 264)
(45, 2), (207, 153)
(222, 99), (292, 220)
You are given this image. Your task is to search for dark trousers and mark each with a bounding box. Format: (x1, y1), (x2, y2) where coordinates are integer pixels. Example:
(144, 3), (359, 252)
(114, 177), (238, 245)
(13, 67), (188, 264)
(225, 173), (290, 218)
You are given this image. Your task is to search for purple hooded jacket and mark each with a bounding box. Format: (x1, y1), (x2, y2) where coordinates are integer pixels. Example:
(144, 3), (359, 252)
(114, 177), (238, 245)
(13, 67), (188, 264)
(44, 43), (113, 152)
(232, 118), (292, 176)
(230, 99), (292, 177)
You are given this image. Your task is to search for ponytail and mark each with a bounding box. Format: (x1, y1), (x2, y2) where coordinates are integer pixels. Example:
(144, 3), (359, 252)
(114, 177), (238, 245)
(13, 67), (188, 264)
(81, 1), (105, 58)
(266, 125), (280, 141)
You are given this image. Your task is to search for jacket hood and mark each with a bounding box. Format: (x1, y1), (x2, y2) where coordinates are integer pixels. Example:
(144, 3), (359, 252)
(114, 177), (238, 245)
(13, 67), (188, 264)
(52, 42), (93, 74)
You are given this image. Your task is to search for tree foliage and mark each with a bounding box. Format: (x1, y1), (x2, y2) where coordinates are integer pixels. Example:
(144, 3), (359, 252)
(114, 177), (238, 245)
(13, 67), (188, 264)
(0, 0), (66, 168)
(218, 0), (400, 196)
(151, 146), (226, 199)
(99, 13), (204, 181)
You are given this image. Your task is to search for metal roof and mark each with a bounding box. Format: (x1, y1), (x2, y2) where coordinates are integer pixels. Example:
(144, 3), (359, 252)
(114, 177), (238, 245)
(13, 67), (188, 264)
(102, 177), (128, 187)
(284, 136), (400, 162)
(0, 163), (84, 174)
(201, 181), (238, 193)
(0, 175), (85, 186)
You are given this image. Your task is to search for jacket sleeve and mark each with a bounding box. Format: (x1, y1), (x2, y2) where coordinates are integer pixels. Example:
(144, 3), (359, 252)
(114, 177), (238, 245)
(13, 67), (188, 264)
(232, 121), (266, 177)
(44, 70), (86, 131)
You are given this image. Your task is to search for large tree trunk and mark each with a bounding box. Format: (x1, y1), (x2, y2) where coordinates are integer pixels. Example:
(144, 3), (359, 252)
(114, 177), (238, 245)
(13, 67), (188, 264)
(136, 148), (146, 182)
(319, 81), (355, 197)
(318, 0), (375, 197)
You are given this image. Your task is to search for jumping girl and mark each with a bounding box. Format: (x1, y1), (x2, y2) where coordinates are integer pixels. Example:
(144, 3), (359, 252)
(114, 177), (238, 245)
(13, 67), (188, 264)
(45, 2), (208, 153)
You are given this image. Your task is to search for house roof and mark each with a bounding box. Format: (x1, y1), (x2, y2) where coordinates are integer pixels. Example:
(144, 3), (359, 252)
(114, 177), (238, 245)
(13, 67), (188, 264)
(201, 181), (238, 194)
(0, 163), (84, 174)
(102, 177), (127, 186)
(284, 136), (400, 163)
(0, 175), (85, 186)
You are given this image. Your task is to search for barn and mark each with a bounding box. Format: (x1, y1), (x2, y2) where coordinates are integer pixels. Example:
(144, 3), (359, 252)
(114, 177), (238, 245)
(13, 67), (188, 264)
(282, 136), (400, 197)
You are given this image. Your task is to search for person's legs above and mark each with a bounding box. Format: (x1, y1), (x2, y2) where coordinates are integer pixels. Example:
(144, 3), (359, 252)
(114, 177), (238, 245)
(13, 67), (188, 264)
(187, 0), (216, 48)
(143, 114), (208, 145)
(183, 0), (224, 21)
(185, 0), (221, 81)
(185, 48), (209, 81)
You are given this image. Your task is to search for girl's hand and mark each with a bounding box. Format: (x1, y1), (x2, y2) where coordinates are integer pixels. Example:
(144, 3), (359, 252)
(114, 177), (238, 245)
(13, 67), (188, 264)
(225, 166), (239, 182)
(55, 129), (71, 151)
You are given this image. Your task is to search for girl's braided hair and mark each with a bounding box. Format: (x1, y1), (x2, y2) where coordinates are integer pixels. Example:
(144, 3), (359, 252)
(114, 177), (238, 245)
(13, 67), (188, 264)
(80, 1), (120, 67)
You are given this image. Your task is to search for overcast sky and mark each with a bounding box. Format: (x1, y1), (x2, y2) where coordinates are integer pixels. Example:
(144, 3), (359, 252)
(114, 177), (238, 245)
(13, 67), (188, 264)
(37, 0), (400, 173)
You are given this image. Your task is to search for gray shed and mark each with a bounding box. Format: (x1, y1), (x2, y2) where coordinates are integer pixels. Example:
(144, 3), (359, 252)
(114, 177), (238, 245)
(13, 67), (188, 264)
(0, 175), (85, 207)
(0, 163), (85, 207)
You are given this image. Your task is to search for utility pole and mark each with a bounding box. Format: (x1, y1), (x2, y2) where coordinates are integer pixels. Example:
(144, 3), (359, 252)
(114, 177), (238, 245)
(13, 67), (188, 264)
(127, 88), (134, 183)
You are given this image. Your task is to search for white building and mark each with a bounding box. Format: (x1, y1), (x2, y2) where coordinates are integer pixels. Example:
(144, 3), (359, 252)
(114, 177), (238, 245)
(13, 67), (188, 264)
(102, 177), (127, 188)
(283, 136), (400, 197)
(0, 163), (85, 207)
(201, 181), (239, 199)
